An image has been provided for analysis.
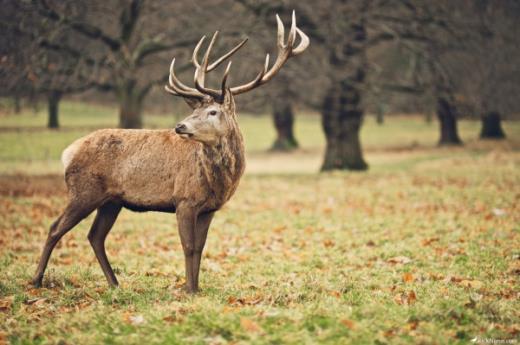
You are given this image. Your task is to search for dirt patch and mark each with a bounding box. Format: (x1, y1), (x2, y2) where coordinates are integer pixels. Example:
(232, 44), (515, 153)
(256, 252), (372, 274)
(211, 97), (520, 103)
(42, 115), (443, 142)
(0, 174), (66, 197)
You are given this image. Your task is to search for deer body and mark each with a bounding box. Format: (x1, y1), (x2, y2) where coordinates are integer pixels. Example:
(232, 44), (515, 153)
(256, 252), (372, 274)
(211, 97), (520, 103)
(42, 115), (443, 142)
(62, 128), (244, 213)
(32, 12), (308, 293)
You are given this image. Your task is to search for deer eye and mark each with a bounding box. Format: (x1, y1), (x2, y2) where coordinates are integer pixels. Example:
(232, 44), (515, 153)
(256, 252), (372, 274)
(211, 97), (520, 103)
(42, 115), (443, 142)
(209, 110), (218, 116)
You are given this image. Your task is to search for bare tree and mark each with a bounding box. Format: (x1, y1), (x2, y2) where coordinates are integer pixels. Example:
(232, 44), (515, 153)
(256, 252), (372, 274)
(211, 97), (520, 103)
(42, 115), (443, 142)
(458, 0), (520, 139)
(24, 0), (246, 128)
(238, 0), (439, 170)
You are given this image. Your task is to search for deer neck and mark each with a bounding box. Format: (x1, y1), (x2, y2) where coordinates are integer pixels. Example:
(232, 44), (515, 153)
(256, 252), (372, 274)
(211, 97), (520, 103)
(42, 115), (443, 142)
(197, 125), (245, 204)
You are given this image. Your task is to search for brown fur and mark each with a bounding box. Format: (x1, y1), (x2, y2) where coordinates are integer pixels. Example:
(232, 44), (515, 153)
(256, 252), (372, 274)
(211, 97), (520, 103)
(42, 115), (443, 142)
(31, 95), (245, 292)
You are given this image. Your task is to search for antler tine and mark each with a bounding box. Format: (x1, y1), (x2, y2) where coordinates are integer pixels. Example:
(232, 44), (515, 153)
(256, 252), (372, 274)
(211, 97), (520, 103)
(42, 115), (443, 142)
(220, 61), (232, 98)
(193, 36), (248, 73)
(195, 31), (219, 88)
(292, 27), (310, 56)
(167, 58), (204, 98)
(229, 11), (309, 95)
(276, 14), (285, 49)
(287, 10), (297, 48)
(191, 36), (206, 70)
(208, 37), (248, 72)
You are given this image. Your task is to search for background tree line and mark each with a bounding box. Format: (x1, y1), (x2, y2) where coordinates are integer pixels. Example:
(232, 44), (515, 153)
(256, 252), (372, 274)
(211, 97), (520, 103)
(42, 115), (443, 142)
(1, 0), (519, 171)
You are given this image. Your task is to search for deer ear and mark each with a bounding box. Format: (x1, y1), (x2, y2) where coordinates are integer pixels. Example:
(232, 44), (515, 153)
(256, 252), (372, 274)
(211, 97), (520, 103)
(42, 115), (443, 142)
(183, 97), (202, 110)
(223, 88), (235, 113)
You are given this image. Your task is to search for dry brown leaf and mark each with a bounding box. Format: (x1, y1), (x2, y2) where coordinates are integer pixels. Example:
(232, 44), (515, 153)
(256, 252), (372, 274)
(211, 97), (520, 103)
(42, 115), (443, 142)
(394, 290), (417, 305)
(340, 319), (356, 329)
(227, 295), (263, 306)
(322, 207), (333, 214)
(0, 296), (14, 312)
(0, 331), (8, 345)
(459, 280), (483, 289)
(329, 291), (341, 298)
(24, 297), (47, 306)
(421, 237), (439, 246)
(240, 317), (261, 333)
(407, 290), (417, 304)
(387, 256), (412, 265)
(162, 315), (178, 323)
(323, 239), (335, 248)
(402, 272), (415, 283)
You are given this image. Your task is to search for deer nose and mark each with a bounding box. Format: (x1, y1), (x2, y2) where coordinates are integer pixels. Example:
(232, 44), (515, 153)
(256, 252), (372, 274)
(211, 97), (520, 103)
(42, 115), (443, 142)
(175, 123), (187, 133)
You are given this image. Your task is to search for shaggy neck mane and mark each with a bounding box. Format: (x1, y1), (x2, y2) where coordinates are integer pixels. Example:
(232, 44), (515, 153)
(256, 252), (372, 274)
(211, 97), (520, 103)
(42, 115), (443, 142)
(197, 116), (245, 205)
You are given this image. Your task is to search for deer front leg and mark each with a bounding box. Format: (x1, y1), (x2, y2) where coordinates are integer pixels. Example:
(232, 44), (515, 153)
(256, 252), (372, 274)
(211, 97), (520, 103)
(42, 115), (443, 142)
(192, 211), (214, 292)
(175, 206), (197, 293)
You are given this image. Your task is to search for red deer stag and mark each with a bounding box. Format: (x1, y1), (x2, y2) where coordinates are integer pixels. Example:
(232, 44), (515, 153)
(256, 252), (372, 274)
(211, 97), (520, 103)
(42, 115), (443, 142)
(31, 12), (309, 293)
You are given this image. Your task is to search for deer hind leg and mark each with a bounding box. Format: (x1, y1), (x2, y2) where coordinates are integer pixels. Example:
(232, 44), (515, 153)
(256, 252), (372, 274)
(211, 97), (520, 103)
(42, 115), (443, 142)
(87, 202), (122, 287)
(31, 200), (97, 287)
(192, 211), (214, 292)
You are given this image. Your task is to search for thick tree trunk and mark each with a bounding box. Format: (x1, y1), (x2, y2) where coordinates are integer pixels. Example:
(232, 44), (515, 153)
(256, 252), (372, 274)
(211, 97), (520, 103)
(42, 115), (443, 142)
(47, 90), (62, 129)
(480, 112), (505, 139)
(118, 85), (143, 129)
(271, 97), (298, 151)
(321, 82), (368, 171)
(437, 97), (462, 146)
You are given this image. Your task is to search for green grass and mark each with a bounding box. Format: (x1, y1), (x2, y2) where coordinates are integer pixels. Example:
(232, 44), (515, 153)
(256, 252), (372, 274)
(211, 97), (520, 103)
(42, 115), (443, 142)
(0, 102), (519, 344)
(1, 101), (519, 175)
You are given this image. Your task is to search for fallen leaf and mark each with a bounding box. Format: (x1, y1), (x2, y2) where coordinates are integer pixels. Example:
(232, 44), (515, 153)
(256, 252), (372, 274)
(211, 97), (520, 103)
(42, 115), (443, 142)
(394, 290), (417, 305)
(421, 237), (439, 246)
(323, 239), (335, 248)
(492, 208), (506, 216)
(123, 312), (145, 325)
(227, 295), (263, 306)
(387, 256), (412, 265)
(24, 297), (47, 306)
(459, 280), (483, 289)
(0, 296), (14, 312)
(240, 317), (261, 333)
(162, 315), (178, 323)
(129, 315), (145, 325)
(407, 290), (417, 304)
(340, 319), (356, 329)
(402, 272), (414, 283)
(0, 331), (8, 345)
(329, 291), (341, 298)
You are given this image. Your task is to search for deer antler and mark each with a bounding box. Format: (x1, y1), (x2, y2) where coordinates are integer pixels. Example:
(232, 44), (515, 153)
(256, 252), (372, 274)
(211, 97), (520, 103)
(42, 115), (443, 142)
(165, 33), (247, 99)
(230, 11), (309, 95)
(165, 11), (309, 101)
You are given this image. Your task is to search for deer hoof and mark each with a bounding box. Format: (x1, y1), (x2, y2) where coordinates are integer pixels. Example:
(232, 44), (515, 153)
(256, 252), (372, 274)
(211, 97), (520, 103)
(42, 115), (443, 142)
(30, 277), (43, 288)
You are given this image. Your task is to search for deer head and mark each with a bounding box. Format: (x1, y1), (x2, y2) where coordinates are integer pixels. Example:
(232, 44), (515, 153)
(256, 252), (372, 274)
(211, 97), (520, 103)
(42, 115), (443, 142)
(166, 11), (309, 145)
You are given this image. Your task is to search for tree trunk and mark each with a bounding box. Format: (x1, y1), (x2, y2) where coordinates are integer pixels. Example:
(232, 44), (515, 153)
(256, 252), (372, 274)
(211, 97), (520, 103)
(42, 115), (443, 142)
(118, 85), (143, 129)
(13, 95), (21, 114)
(47, 90), (62, 129)
(437, 97), (462, 146)
(376, 103), (385, 125)
(321, 81), (368, 171)
(271, 97), (298, 151)
(480, 112), (505, 139)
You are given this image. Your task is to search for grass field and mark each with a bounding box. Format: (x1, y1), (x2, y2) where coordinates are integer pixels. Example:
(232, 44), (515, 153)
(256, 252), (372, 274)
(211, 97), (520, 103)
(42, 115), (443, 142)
(0, 102), (519, 344)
